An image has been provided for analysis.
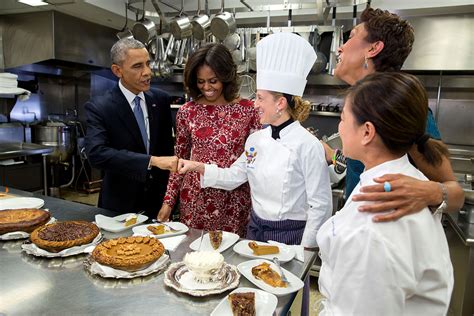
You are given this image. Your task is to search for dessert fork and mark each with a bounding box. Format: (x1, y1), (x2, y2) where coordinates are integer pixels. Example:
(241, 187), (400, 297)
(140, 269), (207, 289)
(273, 257), (289, 285)
(151, 219), (180, 232)
(115, 211), (145, 222)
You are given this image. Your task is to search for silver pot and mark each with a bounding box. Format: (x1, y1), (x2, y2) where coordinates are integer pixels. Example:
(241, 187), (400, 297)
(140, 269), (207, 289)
(132, 18), (157, 44)
(211, 0), (236, 41)
(31, 122), (75, 163)
(170, 16), (193, 40)
(192, 14), (211, 40)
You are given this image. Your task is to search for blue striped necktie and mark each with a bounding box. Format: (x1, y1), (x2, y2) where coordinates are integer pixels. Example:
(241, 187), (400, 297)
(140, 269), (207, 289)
(133, 96), (148, 153)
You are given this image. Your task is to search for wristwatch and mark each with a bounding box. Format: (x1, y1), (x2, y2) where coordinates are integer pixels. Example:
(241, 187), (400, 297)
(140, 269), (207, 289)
(430, 182), (448, 216)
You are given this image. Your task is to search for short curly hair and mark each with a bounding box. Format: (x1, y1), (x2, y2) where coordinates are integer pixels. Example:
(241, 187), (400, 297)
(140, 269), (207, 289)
(183, 43), (240, 102)
(361, 7), (415, 72)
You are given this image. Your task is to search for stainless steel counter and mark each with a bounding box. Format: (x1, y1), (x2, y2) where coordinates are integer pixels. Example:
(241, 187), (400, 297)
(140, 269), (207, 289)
(444, 210), (474, 316)
(0, 187), (316, 315)
(0, 142), (53, 160)
(0, 143), (53, 195)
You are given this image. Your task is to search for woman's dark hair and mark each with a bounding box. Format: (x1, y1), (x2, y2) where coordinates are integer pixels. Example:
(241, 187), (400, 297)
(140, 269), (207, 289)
(360, 7), (415, 72)
(183, 43), (240, 102)
(347, 72), (448, 165)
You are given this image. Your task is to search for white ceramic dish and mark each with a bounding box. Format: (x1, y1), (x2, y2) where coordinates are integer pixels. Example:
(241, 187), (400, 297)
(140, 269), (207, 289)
(95, 213), (148, 233)
(189, 231), (240, 253)
(0, 197), (45, 210)
(21, 233), (103, 258)
(237, 259), (304, 296)
(132, 222), (188, 238)
(233, 240), (295, 263)
(164, 261), (240, 297)
(210, 287), (278, 316)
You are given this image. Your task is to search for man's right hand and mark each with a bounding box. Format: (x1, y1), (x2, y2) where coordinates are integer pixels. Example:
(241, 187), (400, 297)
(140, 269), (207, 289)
(157, 204), (172, 222)
(150, 156), (179, 172)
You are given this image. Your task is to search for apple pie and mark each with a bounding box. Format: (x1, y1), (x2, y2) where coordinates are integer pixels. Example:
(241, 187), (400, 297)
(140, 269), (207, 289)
(0, 208), (50, 235)
(228, 292), (256, 316)
(209, 230), (223, 250)
(147, 224), (165, 235)
(30, 221), (100, 253)
(92, 236), (165, 272)
(251, 262), (287, 288)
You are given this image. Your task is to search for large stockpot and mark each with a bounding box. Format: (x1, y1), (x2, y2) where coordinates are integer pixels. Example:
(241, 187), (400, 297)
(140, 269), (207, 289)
(31, 122), (76, 164)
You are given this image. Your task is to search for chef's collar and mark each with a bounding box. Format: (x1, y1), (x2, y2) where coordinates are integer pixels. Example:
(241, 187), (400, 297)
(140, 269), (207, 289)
(271, 118), (294, 140)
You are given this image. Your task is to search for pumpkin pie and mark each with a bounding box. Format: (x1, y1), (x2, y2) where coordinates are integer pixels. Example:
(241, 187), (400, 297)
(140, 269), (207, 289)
(251, 262), (287, 288)
(147, 224), (165, 235)
(30, 221), (100, 253)
(0, 208), (51, 235)
(248, 241), (279, 256)
(209, 230), (223, 250)
(228, 292), (256, 316)
(92, 236), (165, 272)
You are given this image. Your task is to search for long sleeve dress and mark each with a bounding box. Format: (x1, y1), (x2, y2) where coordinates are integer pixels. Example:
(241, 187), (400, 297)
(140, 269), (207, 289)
(163, 99), (260, 236)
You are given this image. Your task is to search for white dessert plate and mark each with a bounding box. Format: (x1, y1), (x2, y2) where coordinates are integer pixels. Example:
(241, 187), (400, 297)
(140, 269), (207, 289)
(0, 197), (45, 210)
(95, 213), (148, 233)
(233, 240), (295, 263)
(210, 287), (278, 316)
(132, 222), (188, 238)
(189, 231), (240, 253)
(237, 259), (304, 296)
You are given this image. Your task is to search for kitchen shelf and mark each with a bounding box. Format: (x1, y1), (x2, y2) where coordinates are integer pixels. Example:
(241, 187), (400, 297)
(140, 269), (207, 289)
(310, 111), (341, 117)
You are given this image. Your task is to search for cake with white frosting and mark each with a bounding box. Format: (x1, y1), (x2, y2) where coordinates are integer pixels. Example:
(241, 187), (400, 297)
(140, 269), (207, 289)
(183, 251), (225, 282)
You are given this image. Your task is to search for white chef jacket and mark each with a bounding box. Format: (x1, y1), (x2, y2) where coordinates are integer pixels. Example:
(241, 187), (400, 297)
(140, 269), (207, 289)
(317, 155), (453, 316)
(202, 121), (332, 248)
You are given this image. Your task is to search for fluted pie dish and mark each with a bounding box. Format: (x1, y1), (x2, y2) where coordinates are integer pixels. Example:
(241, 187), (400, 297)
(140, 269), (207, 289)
(91, 236), (165, 272)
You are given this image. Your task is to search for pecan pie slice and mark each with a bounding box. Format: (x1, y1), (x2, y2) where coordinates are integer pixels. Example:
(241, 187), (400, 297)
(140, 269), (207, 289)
(228, 292), (256, 316)
(209, 230), (223, 250)
(30, 221), (99, 253)
(0, 208), (50, 234)
(92, 236), (165, 272)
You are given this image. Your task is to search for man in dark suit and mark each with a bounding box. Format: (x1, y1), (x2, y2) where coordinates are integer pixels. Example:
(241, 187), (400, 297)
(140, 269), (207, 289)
(85, 38), (177, 218)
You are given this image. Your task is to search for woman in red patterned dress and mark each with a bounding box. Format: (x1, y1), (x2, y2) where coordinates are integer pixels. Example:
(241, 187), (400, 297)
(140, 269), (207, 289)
(157, 43), (260, 236)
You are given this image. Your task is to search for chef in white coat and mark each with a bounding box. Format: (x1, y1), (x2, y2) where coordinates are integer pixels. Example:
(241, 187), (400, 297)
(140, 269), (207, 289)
(178, 32), (332, 249)
(316, 72), (453, 315)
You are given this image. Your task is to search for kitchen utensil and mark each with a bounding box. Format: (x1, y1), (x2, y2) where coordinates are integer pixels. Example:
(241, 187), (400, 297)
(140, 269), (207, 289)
(311, 28), (328, 73)
(132, 0), (157, 44)
(210, 0), (236, 41)
(115, 211), (145, 223)
(272, 257), (289, 285)
(198, 230), (204, 251)
(223, 32), (240, 51)
(116, 3), (134, 40)
(151, 219), (180, 232)
(169, 0), (193, 40)
(328, 7), (343, 76)
(191, 0), (211, 41)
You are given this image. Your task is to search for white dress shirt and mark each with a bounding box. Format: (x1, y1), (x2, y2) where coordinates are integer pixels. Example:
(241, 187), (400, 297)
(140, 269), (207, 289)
(201, 121), (332, 248)
(317, 155), (453, 316)
(119, 80), (150, 143)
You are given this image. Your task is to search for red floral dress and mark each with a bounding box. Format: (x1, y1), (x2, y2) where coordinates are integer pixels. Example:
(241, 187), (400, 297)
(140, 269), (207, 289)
(163, 99), (261, 236)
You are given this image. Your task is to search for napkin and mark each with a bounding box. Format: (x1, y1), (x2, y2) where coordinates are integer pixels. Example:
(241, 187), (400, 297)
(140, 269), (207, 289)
(267, 240), (305, 262)
(155, 235), (186, 251)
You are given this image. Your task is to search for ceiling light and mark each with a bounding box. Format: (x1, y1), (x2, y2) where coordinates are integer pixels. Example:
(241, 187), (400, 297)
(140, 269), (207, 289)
(18, 0), (49, 6)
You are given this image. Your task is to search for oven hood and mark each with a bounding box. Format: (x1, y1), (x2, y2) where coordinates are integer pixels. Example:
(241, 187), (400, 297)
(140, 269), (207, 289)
(0, 11), (116, 76)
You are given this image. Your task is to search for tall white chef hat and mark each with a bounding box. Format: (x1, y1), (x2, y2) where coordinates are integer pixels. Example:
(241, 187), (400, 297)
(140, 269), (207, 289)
(256, 32), (316, 97)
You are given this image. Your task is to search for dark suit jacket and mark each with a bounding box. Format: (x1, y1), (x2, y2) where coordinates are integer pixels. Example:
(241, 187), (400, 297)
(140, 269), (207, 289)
(84, 85), (174, 217)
